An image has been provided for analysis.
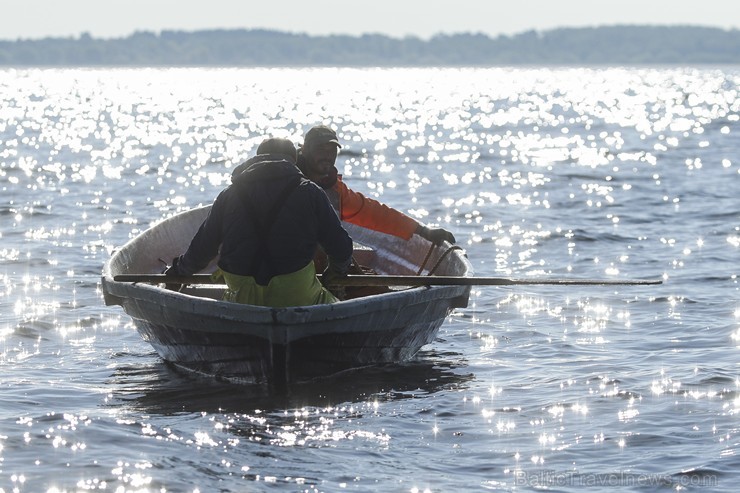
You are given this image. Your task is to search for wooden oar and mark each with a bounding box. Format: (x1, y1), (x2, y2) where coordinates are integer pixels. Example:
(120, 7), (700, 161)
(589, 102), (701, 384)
(113, 273), (662, 287)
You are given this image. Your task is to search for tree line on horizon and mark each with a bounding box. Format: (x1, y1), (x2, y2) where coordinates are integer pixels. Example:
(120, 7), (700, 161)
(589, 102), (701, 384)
(0, 25), (738, 66)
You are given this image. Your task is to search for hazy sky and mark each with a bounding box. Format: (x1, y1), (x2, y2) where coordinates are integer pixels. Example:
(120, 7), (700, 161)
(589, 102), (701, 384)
(3, 0), (738, 41)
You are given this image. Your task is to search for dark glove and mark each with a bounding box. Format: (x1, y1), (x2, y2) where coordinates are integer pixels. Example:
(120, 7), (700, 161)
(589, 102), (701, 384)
(163, 257), (183, 291)
(321, 258), (350, 301)
(416, 225), (456, 245)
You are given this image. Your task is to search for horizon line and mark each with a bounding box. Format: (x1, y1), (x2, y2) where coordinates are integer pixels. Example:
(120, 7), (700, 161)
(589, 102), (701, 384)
(2, 23), (737, 43)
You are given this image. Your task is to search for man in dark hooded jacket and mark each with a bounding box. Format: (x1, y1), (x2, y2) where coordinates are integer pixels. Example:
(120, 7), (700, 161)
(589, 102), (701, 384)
(165, 138), (353, 307)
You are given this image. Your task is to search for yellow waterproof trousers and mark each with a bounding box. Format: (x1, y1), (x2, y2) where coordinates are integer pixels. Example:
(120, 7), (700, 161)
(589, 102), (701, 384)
(213, 262), (338, 307)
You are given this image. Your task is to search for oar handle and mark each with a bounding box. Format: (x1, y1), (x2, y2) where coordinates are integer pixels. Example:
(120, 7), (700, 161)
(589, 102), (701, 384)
(112, 273), (662, 287)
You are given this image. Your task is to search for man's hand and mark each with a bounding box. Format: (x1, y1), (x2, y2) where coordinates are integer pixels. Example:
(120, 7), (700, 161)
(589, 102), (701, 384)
(163, 257), (183, 291)
(416, 225), (456, 245)
(321, 259), (349, 301)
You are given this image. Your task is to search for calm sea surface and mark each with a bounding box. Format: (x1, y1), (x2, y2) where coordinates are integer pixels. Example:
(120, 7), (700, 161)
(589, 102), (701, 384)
(1, 67), (738, 492)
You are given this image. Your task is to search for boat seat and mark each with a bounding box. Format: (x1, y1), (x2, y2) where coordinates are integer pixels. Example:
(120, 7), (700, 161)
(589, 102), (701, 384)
(312, 242), (376, 273)
(351, 242), (377, 267)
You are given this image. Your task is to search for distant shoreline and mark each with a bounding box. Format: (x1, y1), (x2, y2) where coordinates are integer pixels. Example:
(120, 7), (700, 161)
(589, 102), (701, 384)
(1, 25), (738, 66)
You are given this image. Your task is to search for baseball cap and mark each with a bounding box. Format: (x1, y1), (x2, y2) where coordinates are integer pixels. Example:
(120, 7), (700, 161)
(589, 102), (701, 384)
(304, 125), (342, 148)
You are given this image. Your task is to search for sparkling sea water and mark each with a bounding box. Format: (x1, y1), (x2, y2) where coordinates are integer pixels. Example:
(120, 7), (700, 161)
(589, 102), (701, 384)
(0, 67), (738, 492)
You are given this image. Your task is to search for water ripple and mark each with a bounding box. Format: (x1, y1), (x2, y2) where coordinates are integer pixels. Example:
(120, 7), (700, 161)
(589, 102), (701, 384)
(1, 66), (738, 492)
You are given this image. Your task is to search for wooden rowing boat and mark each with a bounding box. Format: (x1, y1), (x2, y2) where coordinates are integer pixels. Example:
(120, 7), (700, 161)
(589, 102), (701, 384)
(101, 205), (473, 384)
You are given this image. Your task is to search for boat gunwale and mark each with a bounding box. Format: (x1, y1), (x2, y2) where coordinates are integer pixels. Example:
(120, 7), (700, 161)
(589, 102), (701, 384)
(102, 271), (471, 327)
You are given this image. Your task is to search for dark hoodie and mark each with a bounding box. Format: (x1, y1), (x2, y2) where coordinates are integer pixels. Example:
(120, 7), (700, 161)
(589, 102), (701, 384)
(175, 154), (353, 285)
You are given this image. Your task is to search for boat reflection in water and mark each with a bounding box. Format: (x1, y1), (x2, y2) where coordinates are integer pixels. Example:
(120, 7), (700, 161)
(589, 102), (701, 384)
(107, 349), (473, 415)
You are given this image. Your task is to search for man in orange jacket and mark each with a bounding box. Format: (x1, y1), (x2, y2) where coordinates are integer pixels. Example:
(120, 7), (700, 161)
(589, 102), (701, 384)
(295, 125), (456, 245)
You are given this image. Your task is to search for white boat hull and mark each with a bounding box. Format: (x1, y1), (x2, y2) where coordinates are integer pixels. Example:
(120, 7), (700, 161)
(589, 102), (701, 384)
(102, 206), (472, 383)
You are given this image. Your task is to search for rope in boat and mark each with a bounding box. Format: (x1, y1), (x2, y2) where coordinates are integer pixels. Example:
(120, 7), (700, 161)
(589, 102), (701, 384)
(415, 243), (465, 277)
(416, 244), (437, 275)
(426, 245), (464, 276)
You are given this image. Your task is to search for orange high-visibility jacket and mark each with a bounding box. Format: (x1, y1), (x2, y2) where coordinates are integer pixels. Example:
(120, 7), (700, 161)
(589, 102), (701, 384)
(329, 175), (419, 240)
